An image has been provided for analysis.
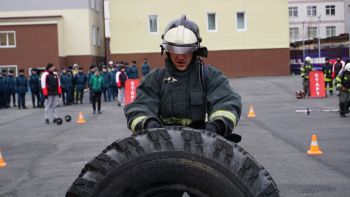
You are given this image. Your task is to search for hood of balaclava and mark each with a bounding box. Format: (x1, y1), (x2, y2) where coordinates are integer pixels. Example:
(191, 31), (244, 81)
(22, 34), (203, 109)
(165, 54), (198, 76)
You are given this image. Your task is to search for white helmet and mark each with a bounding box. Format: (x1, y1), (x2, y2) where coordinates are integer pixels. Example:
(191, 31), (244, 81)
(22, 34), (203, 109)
(161, 15), (207, 57)
(345, 63), (350, 72)
(305, 56), (311, 62)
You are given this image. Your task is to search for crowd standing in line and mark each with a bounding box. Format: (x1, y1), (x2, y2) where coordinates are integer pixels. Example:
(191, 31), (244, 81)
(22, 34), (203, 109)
(0, 59), (152, 120)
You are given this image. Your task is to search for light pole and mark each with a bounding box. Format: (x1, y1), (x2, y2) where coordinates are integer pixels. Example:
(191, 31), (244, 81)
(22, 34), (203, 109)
(317, 15), (321, 59)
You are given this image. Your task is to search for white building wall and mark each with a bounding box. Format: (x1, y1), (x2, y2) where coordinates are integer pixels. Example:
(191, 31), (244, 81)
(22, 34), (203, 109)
(104, 0), (110, 38)
(289, 0), (346, 42)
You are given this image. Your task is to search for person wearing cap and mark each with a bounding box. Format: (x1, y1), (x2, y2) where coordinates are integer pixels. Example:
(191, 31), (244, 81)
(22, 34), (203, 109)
(0, 71), (9, 109)
(124, 15), (242, 139)
(41, 63), (62, 124)
(110, 64), (118, 100)
(60, 67), (74, 105)
(335, 63), (350, 117)
(102, 66), (112, 102)
(300, 56), (313, 96)
(88, 65), (97, 103)
(141, 58), (151, 76)
(322, 57), (334, 96)
(7, 70), (17, 107)
(127, 60), (139, 79)
(74, 67), (87, 104)
(29, 69), (41, 108)
(116, 65), (128, 106)
(16, 69), (28, 109)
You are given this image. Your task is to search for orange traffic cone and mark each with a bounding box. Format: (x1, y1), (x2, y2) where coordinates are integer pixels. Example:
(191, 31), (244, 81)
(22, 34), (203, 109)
(0, 149), (7, 168)
(76, 112), (86, 124)
(307, 134), (323, 155)
(247, 105), (256, 118)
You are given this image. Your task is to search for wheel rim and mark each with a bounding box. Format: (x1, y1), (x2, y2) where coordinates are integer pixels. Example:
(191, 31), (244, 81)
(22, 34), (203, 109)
(140, 184), (209, 197)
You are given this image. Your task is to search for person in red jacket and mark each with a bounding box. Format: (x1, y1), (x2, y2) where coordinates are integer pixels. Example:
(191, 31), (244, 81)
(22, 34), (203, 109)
(116, 65), (128, 106)
(41, 63), (62, 124)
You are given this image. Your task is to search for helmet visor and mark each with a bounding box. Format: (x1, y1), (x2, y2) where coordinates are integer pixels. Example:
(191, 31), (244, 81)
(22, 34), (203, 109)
(162, 42), (198, 55)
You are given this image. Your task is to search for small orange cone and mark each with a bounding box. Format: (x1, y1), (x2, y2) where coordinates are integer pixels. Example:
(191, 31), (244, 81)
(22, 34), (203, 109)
(76, 112), (86, 124)
(307, 134), (323, 155)
(0, 149), (7, 168)
(247, 105), (256, 118)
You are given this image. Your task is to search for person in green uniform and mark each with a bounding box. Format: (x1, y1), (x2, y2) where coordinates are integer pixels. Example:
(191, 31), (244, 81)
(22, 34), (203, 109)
(124, 15), (242, 141)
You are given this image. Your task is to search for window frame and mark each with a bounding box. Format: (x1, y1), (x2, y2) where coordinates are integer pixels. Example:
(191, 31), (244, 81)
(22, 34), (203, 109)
(307, 26), (318, 38)
(92, 25), (97, 46)
(236, 11), (247, 32)
(289, 27), (299, 40)
(289, 7), (298, 17)
(326, 26), (336, 37)
(206, 12), (217, 32)
(148, 15), (159, 34)
(325, 5), (335, 16)
(0, 65), (18, 77)
(307, 6), (317, 17)
(0, 31), (16, 48)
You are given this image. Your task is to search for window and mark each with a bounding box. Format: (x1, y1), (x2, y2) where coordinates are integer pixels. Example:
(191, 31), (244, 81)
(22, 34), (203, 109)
(207, 13), (217, 31)
(326, 5), (335, 16)
(289, 7), (298, 17)
(0, 65), (18, 77)
(326, 26), (336, 37)
(307, 6), (317, 16)
(97, 27), (101, 46)
(148, 15), (158, 33)
(0, 31), (16, 48)
(236, 12), (246, 31)
(289, 27), (299, 40)
(95, 0), (99, 12)
(92, 26), (97, 46)
(307, 26), (317, 38)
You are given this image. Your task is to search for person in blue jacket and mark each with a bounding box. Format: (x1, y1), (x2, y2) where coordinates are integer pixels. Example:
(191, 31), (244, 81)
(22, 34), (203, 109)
(141, 58), (151, 76)
(0, 71), (9, 109)
(60, 67), (74, 105)
(7, 70), (17, 107)
(74, 67), (87, 104)
(101, 66), (112, 102)
(128, 61), (139, 79)
(29, 69), (41, 108)
(16, 69), (28, 109)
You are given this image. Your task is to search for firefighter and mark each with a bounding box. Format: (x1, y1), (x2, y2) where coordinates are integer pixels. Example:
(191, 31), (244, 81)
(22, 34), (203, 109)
(322, 57), (333, 96)
(124, 15), (242, 140)
(335, 63), (350, 117)
(300, 56), (313, 96)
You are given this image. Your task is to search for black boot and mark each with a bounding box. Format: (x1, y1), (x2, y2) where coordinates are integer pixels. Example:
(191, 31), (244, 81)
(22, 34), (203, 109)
(45, 119), (50, 124)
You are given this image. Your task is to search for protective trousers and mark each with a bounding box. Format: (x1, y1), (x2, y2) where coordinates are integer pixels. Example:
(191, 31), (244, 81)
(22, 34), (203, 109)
(303, 78), (309, 96)
(324, 79), (333, 95)
(45, 95), (58, 120)
(339, 91), (350, 116)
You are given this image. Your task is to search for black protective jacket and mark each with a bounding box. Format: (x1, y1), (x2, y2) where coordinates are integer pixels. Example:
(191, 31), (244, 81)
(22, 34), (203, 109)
(124, 58), (242, 134)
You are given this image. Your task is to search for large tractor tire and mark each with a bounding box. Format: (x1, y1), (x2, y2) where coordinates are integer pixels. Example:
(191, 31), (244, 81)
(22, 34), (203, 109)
(66, 127), (280, 197)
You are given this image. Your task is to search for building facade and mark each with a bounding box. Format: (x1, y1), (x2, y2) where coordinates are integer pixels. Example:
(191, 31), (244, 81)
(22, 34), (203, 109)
(0, 0), (105, 76)
(289, 0), (347, 42)
(109, 0), (290, 77)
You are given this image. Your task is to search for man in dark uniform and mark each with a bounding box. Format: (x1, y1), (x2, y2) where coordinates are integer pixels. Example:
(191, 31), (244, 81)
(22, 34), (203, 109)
(101, 66), (112, 102)
(16, 69), (28, 109)
(333, 56), (345, 96)
(60, 67), (73, 105)
(322, 57), (334, 96)
(29, 69), (41, 108)
(74, 67), (87, 104)
(300, 56), (313, 96)
(110, 65), (118, 100)
(335, 63), (350, 117)
(125, 15), (242, 141)
(7, 70), (17, 107)
(0, 71), (8, 109)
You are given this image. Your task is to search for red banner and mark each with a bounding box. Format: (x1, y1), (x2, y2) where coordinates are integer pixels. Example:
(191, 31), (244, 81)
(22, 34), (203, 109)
(124, 79), (140, 105)
(309, 70), (326, 98)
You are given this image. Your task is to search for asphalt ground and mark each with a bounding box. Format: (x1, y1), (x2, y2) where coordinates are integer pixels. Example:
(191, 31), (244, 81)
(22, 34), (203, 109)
(0, 75), (349, 197)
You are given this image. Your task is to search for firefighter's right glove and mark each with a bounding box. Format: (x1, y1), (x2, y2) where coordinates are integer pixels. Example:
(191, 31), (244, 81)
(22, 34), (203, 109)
(144, 119), (162, 130)
(205, 120), (226, 136)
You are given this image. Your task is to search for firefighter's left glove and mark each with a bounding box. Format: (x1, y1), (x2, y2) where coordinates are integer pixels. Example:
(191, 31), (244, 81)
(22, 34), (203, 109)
(144, 119), (162, 130)
(205, 120), (226, 136)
